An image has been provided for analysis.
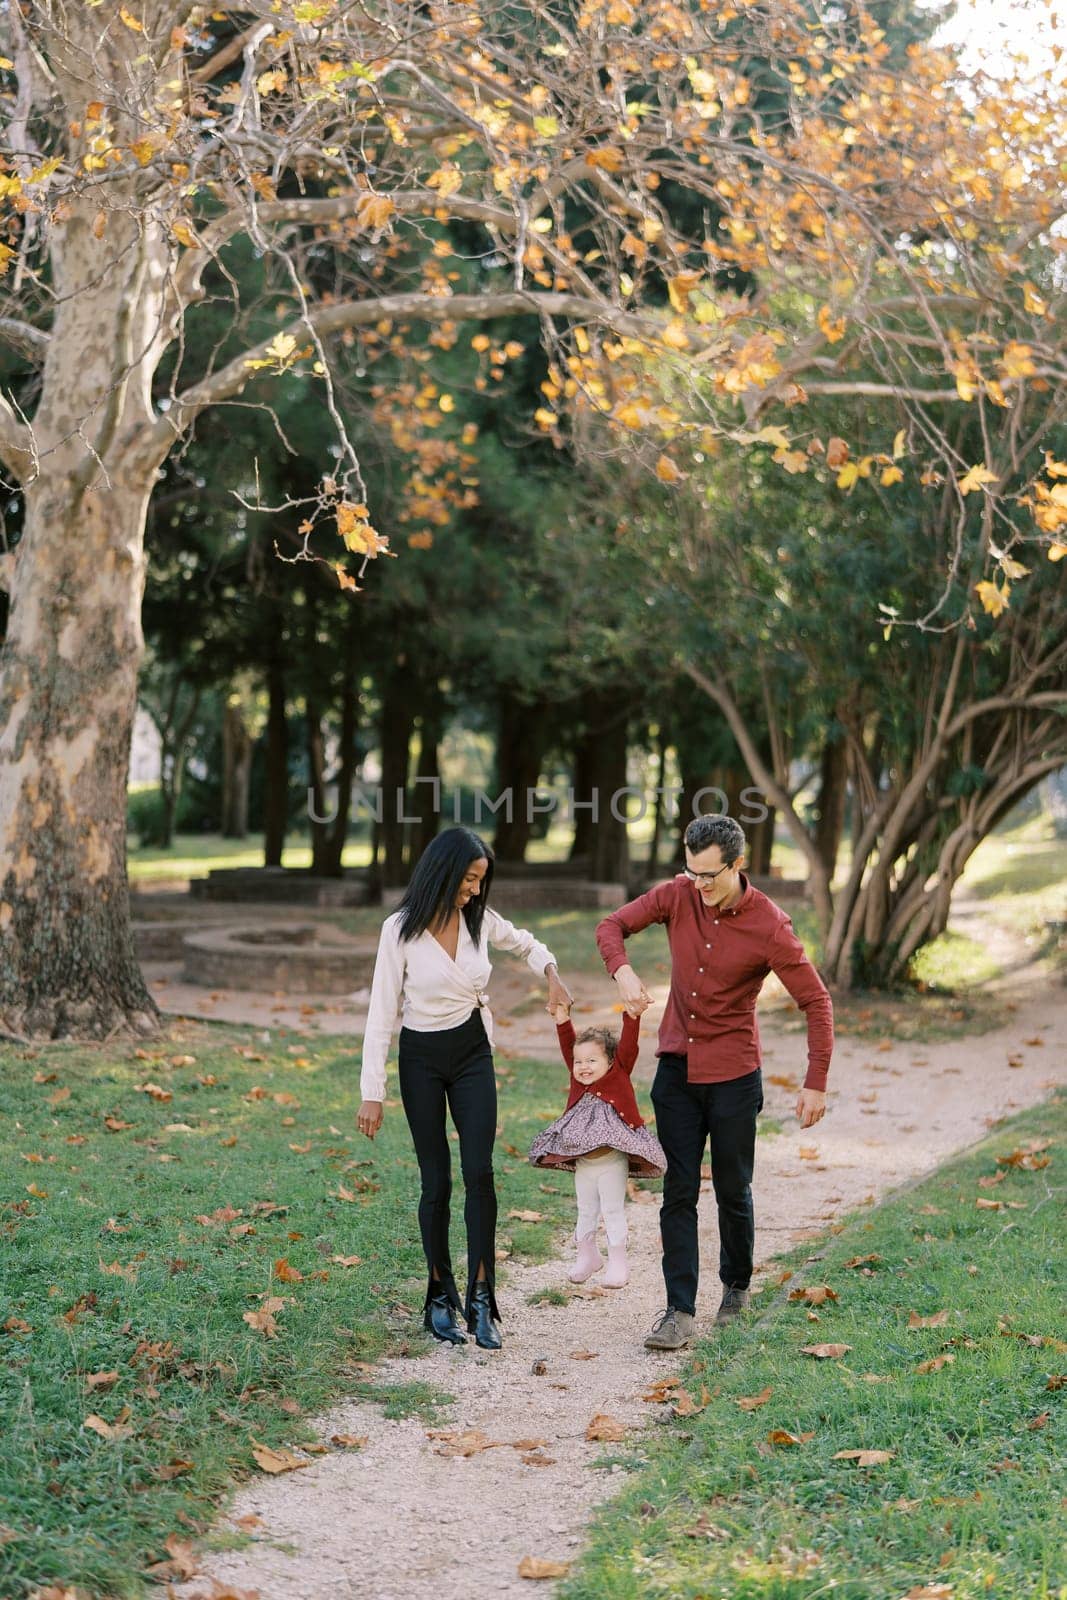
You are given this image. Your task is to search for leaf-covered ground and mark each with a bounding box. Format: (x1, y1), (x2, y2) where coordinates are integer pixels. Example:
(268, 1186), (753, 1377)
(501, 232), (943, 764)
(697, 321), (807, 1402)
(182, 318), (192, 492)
(563, 1092), (1066, 1600)
(0, 1022), (574, 1597)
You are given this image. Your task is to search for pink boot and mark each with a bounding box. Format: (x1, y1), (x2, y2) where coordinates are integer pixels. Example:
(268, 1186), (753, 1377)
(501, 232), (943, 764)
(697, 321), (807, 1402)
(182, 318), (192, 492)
(601, 1241), (629, 1288)
(568, 1232), (603, 1283)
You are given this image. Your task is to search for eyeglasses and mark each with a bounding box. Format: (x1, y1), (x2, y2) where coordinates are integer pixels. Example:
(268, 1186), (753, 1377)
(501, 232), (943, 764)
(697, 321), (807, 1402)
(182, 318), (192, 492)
(683, 863), (733, 885)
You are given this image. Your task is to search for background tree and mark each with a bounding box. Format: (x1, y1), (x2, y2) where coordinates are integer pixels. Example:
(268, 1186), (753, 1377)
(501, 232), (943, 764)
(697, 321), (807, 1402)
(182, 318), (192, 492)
(1, 0), (1064, 1037)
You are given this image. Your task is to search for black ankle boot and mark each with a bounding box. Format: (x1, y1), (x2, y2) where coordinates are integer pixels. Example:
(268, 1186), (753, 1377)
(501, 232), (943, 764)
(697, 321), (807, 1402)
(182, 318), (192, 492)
(467, 1282), (502, 1350)
(424, 1291), (467, 1346)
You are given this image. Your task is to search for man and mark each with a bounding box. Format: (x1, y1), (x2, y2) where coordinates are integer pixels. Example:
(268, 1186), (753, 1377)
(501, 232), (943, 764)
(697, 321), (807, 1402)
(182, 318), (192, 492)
(595, 814), (833, 1350)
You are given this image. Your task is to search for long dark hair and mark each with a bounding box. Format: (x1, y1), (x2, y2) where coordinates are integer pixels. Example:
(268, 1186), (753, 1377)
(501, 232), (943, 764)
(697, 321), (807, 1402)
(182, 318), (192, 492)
(396, 827), (494, 944)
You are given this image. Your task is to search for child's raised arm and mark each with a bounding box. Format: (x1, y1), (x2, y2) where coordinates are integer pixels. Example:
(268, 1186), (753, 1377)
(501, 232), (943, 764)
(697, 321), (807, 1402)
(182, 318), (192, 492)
(553, 1001), (575, 1070)
(614, 1009), (640, 1075)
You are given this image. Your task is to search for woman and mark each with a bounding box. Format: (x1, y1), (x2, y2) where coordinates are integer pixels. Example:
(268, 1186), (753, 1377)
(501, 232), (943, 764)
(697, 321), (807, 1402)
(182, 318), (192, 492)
(358, 827), (572, 1349)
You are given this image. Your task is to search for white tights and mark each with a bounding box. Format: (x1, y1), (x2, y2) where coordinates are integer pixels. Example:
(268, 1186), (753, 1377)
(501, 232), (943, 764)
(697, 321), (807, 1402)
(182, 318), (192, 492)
(574, 1149), (629, 1247)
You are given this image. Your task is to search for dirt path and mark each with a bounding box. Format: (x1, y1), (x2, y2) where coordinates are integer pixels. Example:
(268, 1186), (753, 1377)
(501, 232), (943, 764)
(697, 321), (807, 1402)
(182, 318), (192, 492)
(174, 956), (1067, 1600)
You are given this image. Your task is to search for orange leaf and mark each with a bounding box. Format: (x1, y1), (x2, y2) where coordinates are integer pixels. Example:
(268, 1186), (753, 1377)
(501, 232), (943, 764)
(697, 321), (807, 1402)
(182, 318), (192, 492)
(735, 1386), (773, 1411)
(518, 1555), (571, 1579)
(250, 1437), (310, 1474)
(801, 1343), (852, 1359)
(585, 1412), (627, 1441)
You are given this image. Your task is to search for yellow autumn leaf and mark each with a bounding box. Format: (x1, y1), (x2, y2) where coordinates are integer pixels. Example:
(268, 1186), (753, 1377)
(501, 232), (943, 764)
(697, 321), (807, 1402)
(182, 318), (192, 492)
(817, 304), (847, 343)
(837, 462), (860, 491)
(1022, 281), (1048, 316)
(128, 138), (158, 166)
(954, 362), (978, 402)
(0, 56), (14, 69)
(958, 464), (998, 496)
(0, 174), (24, 200)
(659, 320), (690, 352)
(1048, 543), (1067, 562)
(773, 448), (809, 474)
(1000, 342), (1036, 379)
(256, 69), (288, 95)
(118, 6), (144, 31)
(998, 555), (1029, 580)
(892, 428), (907, 460)
(534, 408), (558, 430)
(533, 115), (559, 137)
(171, 220), (197, 248)
(356, 193), (395, 231)
(975, 579), (1010, 617)
(880, 465), (904, 487)
(655, 453), (684, 484)
(1043, 454), (1067, 478)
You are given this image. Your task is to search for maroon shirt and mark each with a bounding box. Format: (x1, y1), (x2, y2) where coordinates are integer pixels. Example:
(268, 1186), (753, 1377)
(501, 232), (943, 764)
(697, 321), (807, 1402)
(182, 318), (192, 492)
(558, 1010), (645, 1129)
(595, 873), (833, 1091)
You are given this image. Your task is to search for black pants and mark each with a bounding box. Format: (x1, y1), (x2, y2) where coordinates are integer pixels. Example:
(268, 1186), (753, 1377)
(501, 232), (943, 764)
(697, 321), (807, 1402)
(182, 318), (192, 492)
(398, 1009), (499, 1322)
(650, 1053), (763, 1316)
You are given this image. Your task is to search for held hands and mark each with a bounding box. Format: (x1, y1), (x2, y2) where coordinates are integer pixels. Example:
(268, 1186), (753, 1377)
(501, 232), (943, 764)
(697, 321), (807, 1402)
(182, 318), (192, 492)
(795, 1088), (826, 1129)
(552, 1000), (572, 1025)
(613, 963), (653, 1018)
(545, 964), (574, 1018)
(357, 1100), (383, 1139)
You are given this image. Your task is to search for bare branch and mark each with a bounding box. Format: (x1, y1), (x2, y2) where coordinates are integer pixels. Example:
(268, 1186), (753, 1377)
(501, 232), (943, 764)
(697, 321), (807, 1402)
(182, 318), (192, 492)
(0, 318), (50, 363)
(125, 289), (661, 470)
(0, 393), (36, 482)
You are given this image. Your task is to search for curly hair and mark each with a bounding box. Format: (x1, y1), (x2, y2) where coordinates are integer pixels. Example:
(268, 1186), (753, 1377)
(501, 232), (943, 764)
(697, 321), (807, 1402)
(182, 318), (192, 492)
(573, 1024), (618, 1064)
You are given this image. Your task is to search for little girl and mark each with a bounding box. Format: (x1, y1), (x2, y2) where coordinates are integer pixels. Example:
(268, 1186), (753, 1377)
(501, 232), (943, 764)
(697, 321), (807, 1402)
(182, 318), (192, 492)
(529, 1003), (666, 1288)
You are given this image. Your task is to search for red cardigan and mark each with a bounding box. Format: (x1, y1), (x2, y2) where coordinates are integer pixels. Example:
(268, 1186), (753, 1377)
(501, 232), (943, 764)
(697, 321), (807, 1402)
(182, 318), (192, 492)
(558, 1011), (644, 1130)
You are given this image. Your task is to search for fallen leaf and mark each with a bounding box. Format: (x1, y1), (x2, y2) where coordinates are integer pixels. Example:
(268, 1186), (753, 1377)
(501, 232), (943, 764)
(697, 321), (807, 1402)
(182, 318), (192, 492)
(672, 1390), (705, 1417)
(908, 1310), (950, 1329)
(585, 1412), (627, 1442)
(273, 1258), (303, 1283)
(1026, 1412), (1049, 1430)
(520, 1451), (557, 1466)
(844, 1254), (881, 1269)
(507, 1209), (544, 1223)
(799, 1146), (820, 1160)
(428, 1429), (495, 1457)
(789, 1285), (838, 1306)
(735, 1386), (773, 1411)
(330, 1433), (368, 1448)
(85, 1370), (120, 1390)
(330, 1255), (362, 1267)
(83, 1406), (133, 1441)
(569, 1349), (598, 1360)
(250, 1438), (310, 1474)
(833, 1448), (894, 1466)
(766, 1429), (815, 1446)
(1046, 1375), (1066, 1390)
(684, 1513), (730, 1539)
(916, 1353), (956, 1373)
(899, 1587), (955, 1599)
(801, 1343), (852, 1359)
(518, 1555), (571, 1579)
(242, 1308), (279, 1338)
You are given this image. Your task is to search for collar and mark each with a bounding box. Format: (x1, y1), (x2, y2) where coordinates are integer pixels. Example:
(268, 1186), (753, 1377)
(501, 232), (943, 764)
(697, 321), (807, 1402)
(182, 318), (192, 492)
(719, 870), (753, 917)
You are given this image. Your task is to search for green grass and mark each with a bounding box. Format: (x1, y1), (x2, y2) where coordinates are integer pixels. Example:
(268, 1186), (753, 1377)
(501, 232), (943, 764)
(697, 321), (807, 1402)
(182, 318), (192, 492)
(563, 1091), (1067, 1600)
(0, 1024), (580, 1598)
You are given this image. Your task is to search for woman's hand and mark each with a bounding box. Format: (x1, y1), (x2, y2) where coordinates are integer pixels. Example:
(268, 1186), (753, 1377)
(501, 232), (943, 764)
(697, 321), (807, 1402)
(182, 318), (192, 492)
(551, 999), (572, 1026)
(545, 964), (574, 1016)
(357, 1100), (384, 1139)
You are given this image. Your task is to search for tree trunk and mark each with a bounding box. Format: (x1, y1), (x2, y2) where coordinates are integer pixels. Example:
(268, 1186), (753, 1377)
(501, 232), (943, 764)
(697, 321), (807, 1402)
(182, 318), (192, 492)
(647, 725), (669, 872)
(0, 191), (170, 1040)
(263, 642), (290, 869)
(814, 732), (849, 881)
(321, 619), (363, 877)
(411, 692), (445, 865)
(568, 690), (629, 882)
(377, 671), (415, 889)
(0, 472), (162, 1039)
(221, 694), (253, 838)
(306, 695), (332, 876)
(493, 694), (551, 862)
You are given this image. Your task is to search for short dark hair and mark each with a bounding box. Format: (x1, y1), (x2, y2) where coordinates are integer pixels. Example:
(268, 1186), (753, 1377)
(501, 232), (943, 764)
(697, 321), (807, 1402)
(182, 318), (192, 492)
(573, 1024), (618, 1063)
(396, 827), (494, 943)
(684, 814), (746, 864)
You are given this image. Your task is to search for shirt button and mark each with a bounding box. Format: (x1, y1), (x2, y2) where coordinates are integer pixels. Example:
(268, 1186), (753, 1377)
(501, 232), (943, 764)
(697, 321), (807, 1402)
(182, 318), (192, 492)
(706, 943), (711, 948)
(699, 967), (704, 973)
(688, 1036), (693, 1043)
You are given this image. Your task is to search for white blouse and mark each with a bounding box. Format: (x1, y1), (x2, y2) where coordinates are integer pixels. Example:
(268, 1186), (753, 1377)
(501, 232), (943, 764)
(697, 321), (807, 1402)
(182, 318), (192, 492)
(360, 906), (557, 1102)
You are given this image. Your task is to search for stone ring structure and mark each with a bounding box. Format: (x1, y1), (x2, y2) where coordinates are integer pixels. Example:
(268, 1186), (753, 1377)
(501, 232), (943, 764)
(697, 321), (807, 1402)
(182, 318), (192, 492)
(181, 923), (377, 995)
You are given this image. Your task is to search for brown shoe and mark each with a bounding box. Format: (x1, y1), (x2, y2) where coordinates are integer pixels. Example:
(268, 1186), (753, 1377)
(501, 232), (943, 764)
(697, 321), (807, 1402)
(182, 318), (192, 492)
(714, 1284), (751, 1325)
(644, 1307), (695, 1350)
